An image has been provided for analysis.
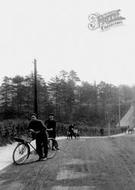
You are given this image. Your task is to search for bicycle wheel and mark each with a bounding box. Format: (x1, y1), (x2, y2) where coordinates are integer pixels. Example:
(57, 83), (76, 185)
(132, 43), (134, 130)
(13, 143), (30, 165)
(47, 139), (56, 159)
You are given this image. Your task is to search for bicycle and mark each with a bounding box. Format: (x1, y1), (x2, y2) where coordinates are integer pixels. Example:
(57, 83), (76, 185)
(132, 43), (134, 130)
(12, 136), (57, 165)
(67, 129), (80, 140)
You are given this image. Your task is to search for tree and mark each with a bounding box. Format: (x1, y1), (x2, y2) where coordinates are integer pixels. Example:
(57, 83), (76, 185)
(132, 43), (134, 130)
(0, 77), (13, 118)
(36, 75), (50, 119)
(11, 75), (25, 116)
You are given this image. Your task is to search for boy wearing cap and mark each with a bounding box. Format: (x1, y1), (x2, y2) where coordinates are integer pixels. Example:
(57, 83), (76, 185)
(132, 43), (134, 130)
(45, 113), (59, 150)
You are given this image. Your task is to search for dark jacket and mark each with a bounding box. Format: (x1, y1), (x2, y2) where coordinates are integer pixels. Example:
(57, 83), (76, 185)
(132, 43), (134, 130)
(69, 124), (74, 132)
(28, 119), (47, 138)
(45, 119), (56, 138)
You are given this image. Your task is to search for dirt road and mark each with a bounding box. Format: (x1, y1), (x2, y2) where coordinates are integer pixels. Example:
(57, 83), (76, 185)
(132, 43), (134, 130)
(1, 135), (135, 190)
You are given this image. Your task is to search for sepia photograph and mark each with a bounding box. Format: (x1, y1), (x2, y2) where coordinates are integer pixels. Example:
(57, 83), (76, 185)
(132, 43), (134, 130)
(0, 0), (135, 189)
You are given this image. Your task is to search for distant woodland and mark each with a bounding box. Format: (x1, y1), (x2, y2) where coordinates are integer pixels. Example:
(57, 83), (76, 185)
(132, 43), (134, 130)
(0, 70), (134, 126)
(0, 70), (135, 144)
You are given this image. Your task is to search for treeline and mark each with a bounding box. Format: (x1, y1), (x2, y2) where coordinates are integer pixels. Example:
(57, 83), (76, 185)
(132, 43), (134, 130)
(0, 70), (135, 127)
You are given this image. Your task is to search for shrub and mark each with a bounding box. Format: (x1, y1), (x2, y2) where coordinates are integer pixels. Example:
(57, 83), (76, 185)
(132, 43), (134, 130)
(0, 119), (29, 146)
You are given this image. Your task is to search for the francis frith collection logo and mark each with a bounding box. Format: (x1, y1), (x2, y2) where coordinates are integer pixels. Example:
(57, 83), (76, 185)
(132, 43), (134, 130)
(88, 9), (125, 31)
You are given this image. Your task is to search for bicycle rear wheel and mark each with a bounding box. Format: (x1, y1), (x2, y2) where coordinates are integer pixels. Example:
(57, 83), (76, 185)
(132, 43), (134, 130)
(13, 143), (30, 165)
(47, 138), (57, 159)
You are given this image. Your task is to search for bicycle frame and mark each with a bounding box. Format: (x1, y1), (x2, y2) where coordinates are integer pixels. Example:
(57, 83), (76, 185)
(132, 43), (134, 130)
(13, 137), (57, 165)
(14, 137), (56, 153)
(14, 136), (35, 146)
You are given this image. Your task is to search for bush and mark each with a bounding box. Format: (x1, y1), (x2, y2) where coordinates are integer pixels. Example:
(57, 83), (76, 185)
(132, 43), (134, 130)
(0, 119), (29, 146)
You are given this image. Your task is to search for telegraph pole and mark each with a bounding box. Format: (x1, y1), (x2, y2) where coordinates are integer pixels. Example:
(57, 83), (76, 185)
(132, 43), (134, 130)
(34, 59), (38, 117)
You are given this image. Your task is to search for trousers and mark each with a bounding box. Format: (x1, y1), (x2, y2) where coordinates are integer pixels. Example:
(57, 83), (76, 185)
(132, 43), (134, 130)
(36, 132), (48, 157)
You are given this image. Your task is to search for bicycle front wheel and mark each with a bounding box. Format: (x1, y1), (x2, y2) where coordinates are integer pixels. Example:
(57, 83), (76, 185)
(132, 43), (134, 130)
(13, 143), (30, 165)
(47, 138), (57, 159)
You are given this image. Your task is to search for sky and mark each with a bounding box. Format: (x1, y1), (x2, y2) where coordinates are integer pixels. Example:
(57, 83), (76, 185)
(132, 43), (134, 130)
(0, 0), (135, 86)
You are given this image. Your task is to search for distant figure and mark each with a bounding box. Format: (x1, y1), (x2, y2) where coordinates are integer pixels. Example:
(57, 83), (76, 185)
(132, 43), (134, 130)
(68, 124), (75, 139)
(100, 128), (104, 136)
(127, 125), (134, 134)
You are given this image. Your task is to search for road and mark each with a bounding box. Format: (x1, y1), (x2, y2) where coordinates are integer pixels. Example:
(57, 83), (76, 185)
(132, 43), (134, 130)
(1, 135), (135, 190)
